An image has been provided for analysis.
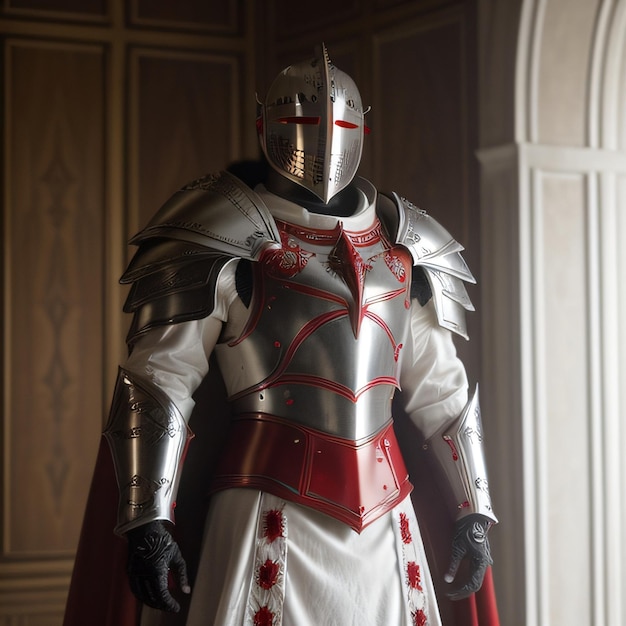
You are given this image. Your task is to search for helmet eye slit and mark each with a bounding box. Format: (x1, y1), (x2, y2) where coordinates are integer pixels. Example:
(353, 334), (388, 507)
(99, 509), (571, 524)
(335, 120), (359, 129)
(260, 46), (365, 202)
(277, 116), (321, 125)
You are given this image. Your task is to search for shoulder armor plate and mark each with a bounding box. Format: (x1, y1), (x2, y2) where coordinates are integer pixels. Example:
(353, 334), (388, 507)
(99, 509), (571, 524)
(121, 171), (280, 346)
(377, 191), (476, 339)
(129, 170), (280, 260)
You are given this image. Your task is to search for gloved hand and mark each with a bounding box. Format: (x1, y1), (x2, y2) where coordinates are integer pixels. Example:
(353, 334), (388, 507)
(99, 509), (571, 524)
(445, 514), (493, 600)
(126, 520), (191, 612)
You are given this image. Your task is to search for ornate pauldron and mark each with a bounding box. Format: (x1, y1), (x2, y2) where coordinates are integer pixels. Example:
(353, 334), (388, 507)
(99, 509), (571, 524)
(377, 191), (475, 339)
(103, 368), (193, 534)
(120, 170), (281, 346)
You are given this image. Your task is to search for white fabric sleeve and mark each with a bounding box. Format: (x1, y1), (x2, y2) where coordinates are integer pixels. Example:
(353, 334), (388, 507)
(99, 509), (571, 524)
(122, 260), (239, 420)
(399, 299), (469, 440)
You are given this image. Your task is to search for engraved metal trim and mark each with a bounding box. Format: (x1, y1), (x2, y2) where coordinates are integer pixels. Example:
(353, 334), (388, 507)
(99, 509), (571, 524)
(119, 169), (283, 345)
(123, 255), (236, 346)
(103, 368), (193, 534)
(128, 170), (280, 260)
(389, 192), (476, 339)
(424, 385), (497, 524)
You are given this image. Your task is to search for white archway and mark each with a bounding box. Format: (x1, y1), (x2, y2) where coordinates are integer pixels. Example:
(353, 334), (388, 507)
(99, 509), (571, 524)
(478, 1), (626, 624)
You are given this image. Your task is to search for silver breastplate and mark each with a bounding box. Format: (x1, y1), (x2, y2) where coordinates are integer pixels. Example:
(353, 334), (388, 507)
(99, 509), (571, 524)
(214, 217), (413, 440)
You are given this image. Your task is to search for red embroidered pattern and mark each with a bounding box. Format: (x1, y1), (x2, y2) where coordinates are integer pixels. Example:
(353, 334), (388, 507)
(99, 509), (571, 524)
(413, 609), (428, 626)
(253, 606), (274, 626)
(407, 561), (423, 591)
(384, 250), (408, 282)
(276, 219), (342, 245)
(328, 231), (372, 283)
(443, 435), (459, 461)
(345, 222), (383, 247)
(263, 509), (284, 543)
(262, 230), (313, 278)
(258, 559), (280, 590)
(400, 512), (413, 544)
(328, 230), (373, 336)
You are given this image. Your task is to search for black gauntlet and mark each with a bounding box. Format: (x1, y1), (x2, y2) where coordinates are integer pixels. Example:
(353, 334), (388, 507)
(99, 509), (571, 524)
(126, 521), (190, 612)
(445, 514), (493, 600)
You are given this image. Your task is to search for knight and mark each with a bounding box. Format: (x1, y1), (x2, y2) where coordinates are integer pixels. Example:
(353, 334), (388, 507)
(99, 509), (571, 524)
(97, 45), (498, 625)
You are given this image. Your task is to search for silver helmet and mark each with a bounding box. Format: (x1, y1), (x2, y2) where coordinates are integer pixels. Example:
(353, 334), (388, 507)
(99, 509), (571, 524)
(259, 45), (366, 204)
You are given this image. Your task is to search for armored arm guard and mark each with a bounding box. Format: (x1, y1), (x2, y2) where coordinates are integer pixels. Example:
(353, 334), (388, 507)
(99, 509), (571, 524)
(377, 191), (475, 339)
(103, 368), (193, 535)
(423, 386), (497, 525)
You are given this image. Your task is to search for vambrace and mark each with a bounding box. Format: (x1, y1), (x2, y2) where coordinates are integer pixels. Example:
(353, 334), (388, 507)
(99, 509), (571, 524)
(423, 385), (497, 525)
(103, 368), (193, 535)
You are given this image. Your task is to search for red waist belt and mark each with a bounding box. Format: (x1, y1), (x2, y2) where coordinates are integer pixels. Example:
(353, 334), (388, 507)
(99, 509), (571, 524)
(210, 414), (413, 533)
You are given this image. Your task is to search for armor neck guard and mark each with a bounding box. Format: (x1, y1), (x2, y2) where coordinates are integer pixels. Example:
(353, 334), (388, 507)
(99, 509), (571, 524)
(257, 176), (377, 232)
(263, 168), (363, 217)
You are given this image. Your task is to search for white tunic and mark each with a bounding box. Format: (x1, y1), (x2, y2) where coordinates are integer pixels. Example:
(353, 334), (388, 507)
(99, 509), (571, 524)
(132, 187), (469, 626)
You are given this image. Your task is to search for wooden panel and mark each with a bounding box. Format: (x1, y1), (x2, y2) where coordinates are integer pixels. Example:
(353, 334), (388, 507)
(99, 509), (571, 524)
(128, 48), (242, 232)
(129, 0), (240, 33)
(3, 40), (105, 556)
(374, 0), (452, 9)
(373, 9), (479, 376)
(3, 0), (106, 18)
(373, 16), (470, 235)
(273, 0), (361, 39)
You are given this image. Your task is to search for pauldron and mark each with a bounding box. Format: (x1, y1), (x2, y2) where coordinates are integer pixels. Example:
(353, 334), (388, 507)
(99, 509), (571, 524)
(423, 386), (497, 524)
(377, 191), (475, 339)
(121, 170), (281, 346)
(103, 368), (193, 534)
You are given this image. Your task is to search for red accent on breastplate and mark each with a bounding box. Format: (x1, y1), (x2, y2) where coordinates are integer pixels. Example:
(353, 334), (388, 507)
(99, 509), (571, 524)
(210, 414), (413, 533)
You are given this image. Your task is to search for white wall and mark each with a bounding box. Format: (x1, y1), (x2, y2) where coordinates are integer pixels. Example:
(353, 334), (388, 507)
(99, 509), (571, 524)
(478, 1), (626, 624)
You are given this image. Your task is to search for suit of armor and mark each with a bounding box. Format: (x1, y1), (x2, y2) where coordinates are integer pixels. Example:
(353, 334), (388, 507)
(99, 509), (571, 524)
(98, 46), (498, 626)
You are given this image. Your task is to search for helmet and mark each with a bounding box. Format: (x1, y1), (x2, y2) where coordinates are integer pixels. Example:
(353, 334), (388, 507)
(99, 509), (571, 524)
(258, 45), (366, 204)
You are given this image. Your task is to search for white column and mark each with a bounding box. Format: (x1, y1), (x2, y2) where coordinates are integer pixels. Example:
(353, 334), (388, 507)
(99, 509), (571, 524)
(479, 140), (626, 626)
(478, 0), (626, 622)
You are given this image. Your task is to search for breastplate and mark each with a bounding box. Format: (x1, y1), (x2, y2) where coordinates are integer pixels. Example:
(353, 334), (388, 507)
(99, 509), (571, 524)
(214, 216), (414, 441)
(212, 215), (415, 531)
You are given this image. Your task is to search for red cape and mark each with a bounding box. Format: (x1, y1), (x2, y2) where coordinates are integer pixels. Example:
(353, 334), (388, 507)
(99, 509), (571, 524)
(64, 377), (500, 626)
